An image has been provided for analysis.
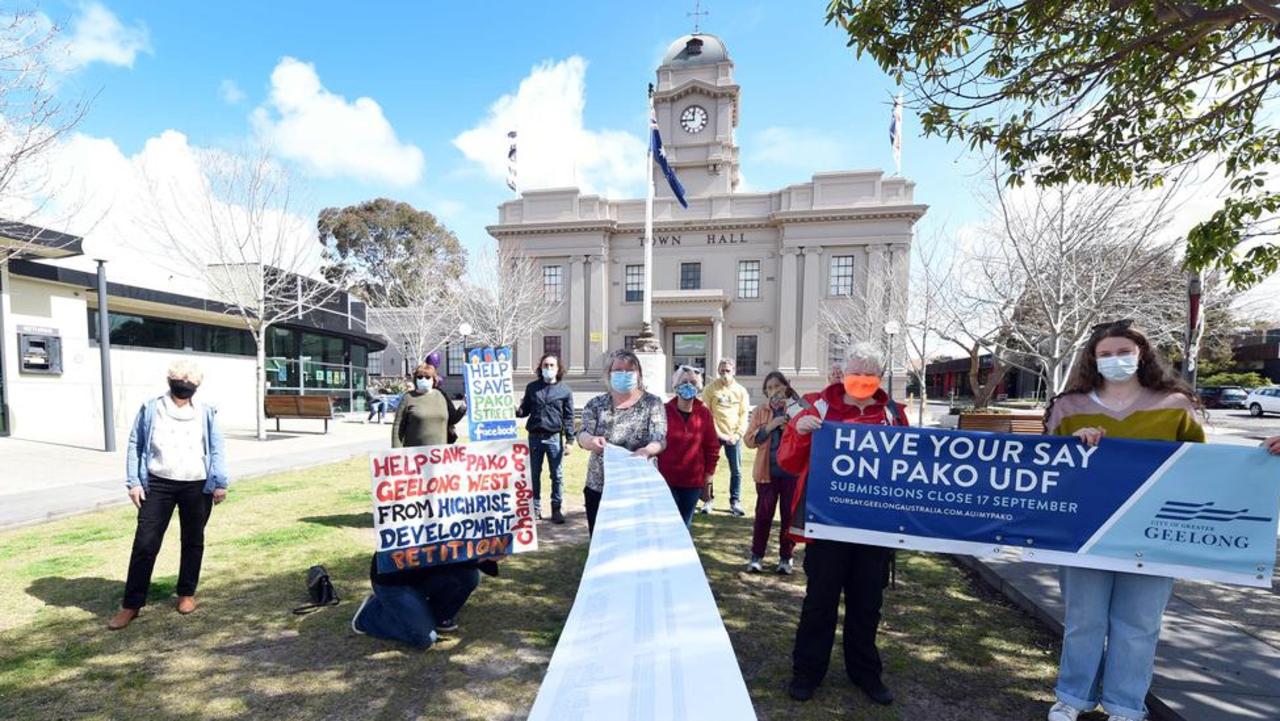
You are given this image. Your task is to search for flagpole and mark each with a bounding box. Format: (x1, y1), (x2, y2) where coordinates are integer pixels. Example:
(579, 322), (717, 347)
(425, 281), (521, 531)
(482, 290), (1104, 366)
(636, 84), (660, 353)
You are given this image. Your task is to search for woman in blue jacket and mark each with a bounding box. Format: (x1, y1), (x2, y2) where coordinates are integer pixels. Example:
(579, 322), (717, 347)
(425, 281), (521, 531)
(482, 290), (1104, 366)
(109, 360), (229, 630)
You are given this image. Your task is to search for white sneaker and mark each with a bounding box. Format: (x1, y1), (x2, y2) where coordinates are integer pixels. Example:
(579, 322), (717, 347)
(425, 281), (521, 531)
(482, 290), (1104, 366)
(351, 594), (372, 636)
(777, 558), (794, 575)
(747, 556), (763, 573)
(1047, 702), (1080, 721)
(700, 500), (713, 514)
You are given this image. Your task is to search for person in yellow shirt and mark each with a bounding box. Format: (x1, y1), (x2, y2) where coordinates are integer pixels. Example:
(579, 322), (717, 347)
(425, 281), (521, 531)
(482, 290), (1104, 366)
(701, 358), (751, 515)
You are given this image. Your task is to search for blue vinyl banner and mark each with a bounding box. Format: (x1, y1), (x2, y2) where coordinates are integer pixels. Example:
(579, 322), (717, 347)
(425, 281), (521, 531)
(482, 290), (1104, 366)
(462, 346), (517, 442)
(805, 423), (1280, 587)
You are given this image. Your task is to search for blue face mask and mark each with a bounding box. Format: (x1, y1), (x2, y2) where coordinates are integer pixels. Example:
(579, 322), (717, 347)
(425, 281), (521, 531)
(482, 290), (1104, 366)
(541, 368), (556, 382)
(675, 382), (699, 400)
(1096, 354), (1139, 382)
(610, 370), (638, 393)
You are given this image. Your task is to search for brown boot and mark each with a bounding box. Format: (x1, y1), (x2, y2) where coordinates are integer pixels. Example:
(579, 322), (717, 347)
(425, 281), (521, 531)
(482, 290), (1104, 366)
(108, 608), (138, 630)
(176, 596), (197, 614)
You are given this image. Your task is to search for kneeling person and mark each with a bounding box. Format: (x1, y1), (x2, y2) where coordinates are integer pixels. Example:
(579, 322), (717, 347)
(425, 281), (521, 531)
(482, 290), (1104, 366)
(352, 554), (496, 648)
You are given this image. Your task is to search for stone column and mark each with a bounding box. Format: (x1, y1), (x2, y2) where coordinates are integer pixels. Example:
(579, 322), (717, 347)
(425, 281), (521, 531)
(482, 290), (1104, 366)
(587, 253), (609, 371)
(798, 246), (823, 373)
(568, 256), (586, 374)
(711, 313), (724, 373)
(776, 248), (799, 374)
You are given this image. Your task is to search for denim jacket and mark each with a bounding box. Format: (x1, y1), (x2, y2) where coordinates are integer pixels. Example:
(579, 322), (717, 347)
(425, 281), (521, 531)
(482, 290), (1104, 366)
(125, 396), (229, 494)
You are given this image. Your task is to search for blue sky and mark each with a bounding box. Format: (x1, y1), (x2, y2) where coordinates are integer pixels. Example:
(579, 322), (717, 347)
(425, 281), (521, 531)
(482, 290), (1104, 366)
(41, 0), (988, 261)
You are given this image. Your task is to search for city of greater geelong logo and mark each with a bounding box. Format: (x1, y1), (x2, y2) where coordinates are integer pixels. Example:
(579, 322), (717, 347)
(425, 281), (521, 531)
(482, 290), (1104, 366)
(1145, 501), (1272, 550)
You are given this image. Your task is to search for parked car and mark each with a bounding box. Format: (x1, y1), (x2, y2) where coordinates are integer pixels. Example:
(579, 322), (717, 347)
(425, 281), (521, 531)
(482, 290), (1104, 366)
(1244, 386), (1280, 417)
(1198, 385), (1249, 409)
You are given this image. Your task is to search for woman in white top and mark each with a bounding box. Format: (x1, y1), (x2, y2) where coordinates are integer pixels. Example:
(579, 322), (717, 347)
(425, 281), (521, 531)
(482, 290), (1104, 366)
(110, 360), (229, 630)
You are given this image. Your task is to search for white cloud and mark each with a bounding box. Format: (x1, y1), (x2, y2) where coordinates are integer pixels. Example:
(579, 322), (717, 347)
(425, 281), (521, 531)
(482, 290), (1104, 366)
(48, 2), (152, 70)
(747, 127), (856, 173)
(219, 79), (246, 105)
(453, 57), (646, 197)
(251, 57), (424, 186)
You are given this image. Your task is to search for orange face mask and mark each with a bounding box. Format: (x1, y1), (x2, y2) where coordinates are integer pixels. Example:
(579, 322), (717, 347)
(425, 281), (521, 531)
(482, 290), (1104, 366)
(843, 374), (881, 400)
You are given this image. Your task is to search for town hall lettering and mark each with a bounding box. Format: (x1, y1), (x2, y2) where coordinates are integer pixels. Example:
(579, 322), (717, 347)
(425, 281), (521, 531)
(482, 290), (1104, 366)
(637, 232), (748, 247)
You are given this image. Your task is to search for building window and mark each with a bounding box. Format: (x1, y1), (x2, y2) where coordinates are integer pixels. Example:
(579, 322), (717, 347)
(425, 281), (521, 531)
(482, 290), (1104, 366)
(543, 265), (563, 302)
(623, 335), (638, 351)
(737, 260), (760, 299)
(680, 262), (701, 290)
(446, 343), (465, 376)
(88, 309), (252, 356)
(827, 333), (845, 370)
(830, 255), (855, 296)
(543, 335), (562, 359)
(625, 264), (644, 302)
(735, 335), (758, 376)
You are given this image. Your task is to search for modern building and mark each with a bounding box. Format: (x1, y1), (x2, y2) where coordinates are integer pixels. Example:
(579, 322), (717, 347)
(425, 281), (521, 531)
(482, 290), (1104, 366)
(1228, 328), (1280, 383)
(487, 33), (927, 401)
(0, 221), (385, 448)
(924, 354), (1043, 404)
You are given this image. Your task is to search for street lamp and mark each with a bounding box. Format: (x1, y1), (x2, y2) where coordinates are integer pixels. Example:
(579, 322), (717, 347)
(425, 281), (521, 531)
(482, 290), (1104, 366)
(883, 320), (901, 401)
(458, 322), (473, 358)
(82, 235), (116, 452)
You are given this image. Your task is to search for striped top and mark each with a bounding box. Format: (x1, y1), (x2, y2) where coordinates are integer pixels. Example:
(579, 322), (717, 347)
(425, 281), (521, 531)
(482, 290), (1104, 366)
(1045, 388), (1205, 443)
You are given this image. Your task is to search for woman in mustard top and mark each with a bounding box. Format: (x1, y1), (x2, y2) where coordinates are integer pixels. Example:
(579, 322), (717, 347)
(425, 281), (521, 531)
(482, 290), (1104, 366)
(1042, 321), (1205, 721)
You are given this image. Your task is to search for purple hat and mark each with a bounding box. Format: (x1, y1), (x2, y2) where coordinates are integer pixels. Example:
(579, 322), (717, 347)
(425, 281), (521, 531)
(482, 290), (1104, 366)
(425, 351), (442, 368)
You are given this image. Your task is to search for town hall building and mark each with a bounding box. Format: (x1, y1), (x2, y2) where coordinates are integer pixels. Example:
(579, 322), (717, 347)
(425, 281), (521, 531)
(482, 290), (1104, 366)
(487, 33), (927, 400)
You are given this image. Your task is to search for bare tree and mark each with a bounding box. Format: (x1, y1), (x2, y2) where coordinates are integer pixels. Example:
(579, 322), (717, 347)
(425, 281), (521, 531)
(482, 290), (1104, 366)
(458, 244), (561, 349)
(0, 10), (90, 261)
(143, 147), (341, 440)
(365, 261), (463, 375)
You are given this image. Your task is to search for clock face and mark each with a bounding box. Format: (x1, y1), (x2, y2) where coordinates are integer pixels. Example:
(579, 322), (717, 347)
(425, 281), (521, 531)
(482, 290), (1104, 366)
(680, 105), (709, 134)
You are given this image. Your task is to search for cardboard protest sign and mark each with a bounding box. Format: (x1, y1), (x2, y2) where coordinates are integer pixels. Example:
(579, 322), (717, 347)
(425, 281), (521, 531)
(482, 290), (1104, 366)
(805, 423), (1280, 587)
(369, 440), (537, 574)
(463, 346), (518, 441)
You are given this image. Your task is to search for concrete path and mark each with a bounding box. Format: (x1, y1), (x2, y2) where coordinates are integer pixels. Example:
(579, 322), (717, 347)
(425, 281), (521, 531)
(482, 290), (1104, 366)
(0, 417), (392, 528)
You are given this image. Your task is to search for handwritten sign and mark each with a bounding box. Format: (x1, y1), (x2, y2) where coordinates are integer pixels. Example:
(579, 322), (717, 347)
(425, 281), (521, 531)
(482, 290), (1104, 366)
(369, 440), (537, 573)
(463, 346), (518, 441)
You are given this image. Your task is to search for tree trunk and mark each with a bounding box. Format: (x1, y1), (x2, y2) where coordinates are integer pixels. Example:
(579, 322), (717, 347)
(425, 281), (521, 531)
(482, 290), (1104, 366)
(255, 334), (267, 441)
(969, 344), (1010, 409)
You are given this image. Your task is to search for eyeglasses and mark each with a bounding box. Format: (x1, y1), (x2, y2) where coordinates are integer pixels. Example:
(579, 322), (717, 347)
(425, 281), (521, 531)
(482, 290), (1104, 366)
(1090, 319), (1134, 335)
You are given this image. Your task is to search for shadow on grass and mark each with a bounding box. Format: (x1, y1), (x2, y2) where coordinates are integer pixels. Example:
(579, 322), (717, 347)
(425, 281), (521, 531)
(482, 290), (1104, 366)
(299, 513), (372, 529)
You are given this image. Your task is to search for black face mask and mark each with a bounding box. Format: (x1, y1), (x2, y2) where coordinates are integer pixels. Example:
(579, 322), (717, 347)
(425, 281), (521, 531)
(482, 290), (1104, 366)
(169, 379), (197, 400)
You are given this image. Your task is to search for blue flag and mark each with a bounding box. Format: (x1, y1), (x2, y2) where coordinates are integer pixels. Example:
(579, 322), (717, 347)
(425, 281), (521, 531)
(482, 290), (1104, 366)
(650, 121), (688, 209)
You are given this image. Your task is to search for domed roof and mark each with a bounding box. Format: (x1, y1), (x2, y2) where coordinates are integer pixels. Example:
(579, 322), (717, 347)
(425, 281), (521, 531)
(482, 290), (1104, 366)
(661, 34), (729, 66)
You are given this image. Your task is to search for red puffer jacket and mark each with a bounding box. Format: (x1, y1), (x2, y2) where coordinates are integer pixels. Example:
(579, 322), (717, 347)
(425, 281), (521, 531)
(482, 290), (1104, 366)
(778, 383), (909, 542)
(657, 398), (721, 489)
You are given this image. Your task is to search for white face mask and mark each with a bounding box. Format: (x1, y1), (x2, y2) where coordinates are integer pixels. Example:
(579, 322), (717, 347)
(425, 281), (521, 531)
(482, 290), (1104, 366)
(415, 377), (433, 392)
(1097, 354), (1139, 382)
(541, 368), (556, 382)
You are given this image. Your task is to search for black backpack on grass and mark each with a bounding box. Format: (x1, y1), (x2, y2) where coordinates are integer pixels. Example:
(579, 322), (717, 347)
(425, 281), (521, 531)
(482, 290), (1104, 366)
(292, 565), (340, 615)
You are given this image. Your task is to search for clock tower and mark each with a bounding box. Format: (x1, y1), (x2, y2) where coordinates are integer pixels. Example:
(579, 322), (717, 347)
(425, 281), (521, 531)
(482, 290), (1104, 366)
(653, 34), (740, 199)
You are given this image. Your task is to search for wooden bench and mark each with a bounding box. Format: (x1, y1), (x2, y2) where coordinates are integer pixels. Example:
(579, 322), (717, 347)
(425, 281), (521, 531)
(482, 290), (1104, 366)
(264, 395), (334, 433)
(956, 413), (1044, 435)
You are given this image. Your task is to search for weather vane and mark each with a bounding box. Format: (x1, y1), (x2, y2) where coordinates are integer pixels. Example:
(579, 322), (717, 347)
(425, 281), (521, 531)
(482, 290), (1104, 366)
(688, 0), (709, 34)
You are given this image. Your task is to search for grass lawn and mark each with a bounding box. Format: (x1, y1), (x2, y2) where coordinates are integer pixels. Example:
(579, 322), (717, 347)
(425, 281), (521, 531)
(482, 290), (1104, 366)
(0, 436), (1069, 720)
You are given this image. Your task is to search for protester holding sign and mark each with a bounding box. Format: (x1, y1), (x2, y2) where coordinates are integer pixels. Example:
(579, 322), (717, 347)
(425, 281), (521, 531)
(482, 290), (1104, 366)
(577, 349), (667, 534)
(657, 365), (720, 528)
(702, 358), (751, 516)
(515, 353), (574, 524)
(744, 371), (803, 574)
(392, 361), (464, 448)
(779, 342), (907, 706)
(1043, 321), (1208, 721)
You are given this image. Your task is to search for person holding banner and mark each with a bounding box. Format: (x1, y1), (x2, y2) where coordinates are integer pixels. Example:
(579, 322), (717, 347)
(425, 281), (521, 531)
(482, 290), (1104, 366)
(744, 371), (803, 574)
(779, 342), (907, 706)
(1043, 321), (1209, 721)
(657, 365), (720, 529)
(577, 349), (667, 534)
(515, 353), (574, 524)
(702, 358), (751, 516)
(392, 361), (464, 448)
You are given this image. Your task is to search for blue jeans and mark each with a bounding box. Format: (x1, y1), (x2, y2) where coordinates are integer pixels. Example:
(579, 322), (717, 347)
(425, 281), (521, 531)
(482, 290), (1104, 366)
(528, 431), (564, 508)
(720, 440), (742, 504)
(355, 564), (480, 648)
(670, 486), (702, 529)
(1055, 566), (1174, 720)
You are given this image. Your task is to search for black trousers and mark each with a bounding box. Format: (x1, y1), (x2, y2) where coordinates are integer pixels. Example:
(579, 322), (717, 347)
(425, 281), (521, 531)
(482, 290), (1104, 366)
(792, 540), (892, 688)
(122, 477), (213, 609)
(584, 487), (603, 535)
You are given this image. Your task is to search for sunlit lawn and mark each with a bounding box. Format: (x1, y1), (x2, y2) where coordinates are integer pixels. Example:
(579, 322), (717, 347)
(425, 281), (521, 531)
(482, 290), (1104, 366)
(0, 438), (1070, 720)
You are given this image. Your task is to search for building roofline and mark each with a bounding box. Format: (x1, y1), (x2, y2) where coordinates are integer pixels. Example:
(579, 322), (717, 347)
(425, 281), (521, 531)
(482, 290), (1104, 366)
(0, 220), (84, 259)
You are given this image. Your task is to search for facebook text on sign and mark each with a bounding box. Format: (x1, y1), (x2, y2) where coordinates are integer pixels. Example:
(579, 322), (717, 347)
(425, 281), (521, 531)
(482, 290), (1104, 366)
(805, 423), (1280, 587)
(369, 440), (537, 574)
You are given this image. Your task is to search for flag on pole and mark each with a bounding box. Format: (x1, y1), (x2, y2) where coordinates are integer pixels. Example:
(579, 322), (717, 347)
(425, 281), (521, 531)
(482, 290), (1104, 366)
(890, 93), (903, 175)
(650, 108), (688, 208)
(506, 130), (518, 192)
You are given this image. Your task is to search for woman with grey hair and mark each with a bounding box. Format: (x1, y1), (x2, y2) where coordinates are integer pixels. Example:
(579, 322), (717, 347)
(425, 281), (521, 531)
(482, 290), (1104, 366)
(657, 365), (720, 529)
(577, 349), (667, 534)
(777, 341), (908, 706)
(110, 359), (228, 630)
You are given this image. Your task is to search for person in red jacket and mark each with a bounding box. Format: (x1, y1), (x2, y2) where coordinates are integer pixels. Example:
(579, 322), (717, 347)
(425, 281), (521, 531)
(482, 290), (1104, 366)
(779, 342), (908, 707)
(657, 365), (720, 529)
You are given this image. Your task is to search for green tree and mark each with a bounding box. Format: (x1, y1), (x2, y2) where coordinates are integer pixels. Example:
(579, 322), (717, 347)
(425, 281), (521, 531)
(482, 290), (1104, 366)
(827, 1), (1280, 286)
(317, 199), (466, 302)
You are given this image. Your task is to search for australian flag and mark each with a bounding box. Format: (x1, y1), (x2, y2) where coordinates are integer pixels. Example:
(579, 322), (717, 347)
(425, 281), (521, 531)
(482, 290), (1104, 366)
(651, 110), (688, 208)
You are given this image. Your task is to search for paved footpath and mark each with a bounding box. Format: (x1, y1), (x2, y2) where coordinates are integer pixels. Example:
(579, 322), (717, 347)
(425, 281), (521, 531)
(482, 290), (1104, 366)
(0, 418), (391, 529)
(961, 431), (1280, 721)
